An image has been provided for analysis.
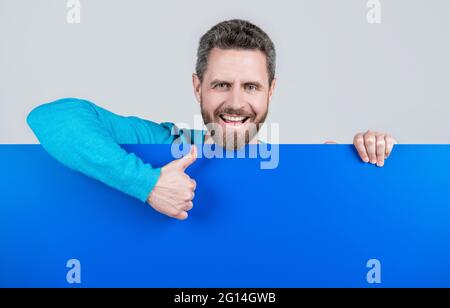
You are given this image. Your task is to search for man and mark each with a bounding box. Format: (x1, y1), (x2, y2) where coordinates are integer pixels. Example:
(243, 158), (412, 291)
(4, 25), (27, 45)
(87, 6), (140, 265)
(27, 19), (397, 220)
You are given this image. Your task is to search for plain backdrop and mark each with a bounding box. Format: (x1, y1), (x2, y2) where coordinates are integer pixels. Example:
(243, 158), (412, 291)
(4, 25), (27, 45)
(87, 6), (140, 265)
(1, 0), (449, 144)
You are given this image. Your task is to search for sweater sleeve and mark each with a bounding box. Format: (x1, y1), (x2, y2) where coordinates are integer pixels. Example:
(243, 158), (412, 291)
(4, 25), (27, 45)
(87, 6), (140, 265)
(26, 97), (177, 202)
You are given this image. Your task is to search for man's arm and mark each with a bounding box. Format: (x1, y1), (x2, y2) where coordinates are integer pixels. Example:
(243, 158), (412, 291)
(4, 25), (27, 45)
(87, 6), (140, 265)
(27, 97), (176, 202)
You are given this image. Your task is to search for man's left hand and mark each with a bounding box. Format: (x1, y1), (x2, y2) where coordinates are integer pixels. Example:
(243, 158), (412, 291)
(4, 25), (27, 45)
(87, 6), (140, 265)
(353, 130), (397, 167)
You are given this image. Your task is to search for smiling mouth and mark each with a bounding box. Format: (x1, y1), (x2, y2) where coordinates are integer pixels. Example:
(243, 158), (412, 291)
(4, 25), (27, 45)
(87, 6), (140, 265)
(219, 114), (250, 126)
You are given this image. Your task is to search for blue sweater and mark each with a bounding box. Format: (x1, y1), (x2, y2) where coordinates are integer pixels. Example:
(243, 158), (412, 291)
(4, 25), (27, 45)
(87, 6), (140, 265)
(27, 98), (206, 203)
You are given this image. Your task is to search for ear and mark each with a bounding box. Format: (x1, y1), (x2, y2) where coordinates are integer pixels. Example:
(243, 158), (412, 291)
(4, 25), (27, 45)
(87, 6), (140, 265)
(192, 73), (202, 103)
(268, 77), (277, 103)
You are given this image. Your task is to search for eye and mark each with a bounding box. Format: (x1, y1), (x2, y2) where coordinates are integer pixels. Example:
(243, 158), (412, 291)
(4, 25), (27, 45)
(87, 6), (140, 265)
(246, 84), (258, 91)
(215, 83), (230, 90)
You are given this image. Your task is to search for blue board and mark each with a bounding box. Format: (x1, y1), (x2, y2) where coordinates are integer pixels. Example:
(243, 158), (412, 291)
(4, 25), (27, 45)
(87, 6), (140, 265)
(0, 144), (449, 287)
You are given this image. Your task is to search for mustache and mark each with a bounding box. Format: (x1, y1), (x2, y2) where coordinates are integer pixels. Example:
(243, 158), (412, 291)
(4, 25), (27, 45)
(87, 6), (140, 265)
(214, 107), (255, 118)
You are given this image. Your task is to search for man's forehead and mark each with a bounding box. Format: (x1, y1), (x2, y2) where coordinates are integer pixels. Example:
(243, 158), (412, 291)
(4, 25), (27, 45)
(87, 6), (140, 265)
(207, 48), (267, 68)
(205, 48), (268, 84)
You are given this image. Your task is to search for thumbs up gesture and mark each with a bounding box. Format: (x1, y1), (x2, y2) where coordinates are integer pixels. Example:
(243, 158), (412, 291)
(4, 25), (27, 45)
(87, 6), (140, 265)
(147, 145), (198, 220)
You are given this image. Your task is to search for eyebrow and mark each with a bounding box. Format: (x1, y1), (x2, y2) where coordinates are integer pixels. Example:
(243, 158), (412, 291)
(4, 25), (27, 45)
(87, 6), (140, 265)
(209, 79), (265, 89)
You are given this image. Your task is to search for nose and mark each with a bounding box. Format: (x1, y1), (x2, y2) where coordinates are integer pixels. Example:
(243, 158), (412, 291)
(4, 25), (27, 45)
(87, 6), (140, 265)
(227, 85), (247, 111)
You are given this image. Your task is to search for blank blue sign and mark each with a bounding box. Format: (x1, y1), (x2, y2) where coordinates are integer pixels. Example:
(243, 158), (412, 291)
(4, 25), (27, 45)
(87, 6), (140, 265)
(0, 144), (449, 287)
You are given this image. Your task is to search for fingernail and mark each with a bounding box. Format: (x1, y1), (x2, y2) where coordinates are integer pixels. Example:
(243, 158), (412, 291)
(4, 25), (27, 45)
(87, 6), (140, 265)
(377, 161), (384, 167)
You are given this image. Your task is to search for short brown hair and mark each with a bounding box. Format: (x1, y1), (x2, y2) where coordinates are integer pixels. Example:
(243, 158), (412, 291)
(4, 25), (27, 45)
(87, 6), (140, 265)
(196, 19), (276, 85)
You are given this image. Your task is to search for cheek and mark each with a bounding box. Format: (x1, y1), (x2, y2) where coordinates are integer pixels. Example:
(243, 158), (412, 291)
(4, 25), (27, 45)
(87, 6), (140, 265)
(202, 91), (224, 112)
(248, 93), (269, 115)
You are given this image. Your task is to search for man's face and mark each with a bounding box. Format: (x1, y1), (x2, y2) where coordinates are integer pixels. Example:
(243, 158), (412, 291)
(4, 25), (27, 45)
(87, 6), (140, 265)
(193, 48), (276, 149)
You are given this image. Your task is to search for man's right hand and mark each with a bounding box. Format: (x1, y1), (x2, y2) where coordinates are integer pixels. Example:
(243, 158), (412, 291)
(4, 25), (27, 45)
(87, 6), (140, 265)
(147, 145), (197, 220)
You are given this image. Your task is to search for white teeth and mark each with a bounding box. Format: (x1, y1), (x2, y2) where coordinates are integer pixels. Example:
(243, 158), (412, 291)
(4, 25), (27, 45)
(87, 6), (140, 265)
(222, 115), (246, 122)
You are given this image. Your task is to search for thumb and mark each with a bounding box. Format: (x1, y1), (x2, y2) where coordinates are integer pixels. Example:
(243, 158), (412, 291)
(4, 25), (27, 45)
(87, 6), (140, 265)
(172, 145), (197, 170)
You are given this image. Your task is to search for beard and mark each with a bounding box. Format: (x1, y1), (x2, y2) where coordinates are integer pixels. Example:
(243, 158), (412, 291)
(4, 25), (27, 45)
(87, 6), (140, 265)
(200, 98), (269, 150)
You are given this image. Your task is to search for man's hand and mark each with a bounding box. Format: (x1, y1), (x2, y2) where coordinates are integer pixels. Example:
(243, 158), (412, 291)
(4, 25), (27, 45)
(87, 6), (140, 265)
(147, 145), (197, 220)
(353, 130), (397, 167)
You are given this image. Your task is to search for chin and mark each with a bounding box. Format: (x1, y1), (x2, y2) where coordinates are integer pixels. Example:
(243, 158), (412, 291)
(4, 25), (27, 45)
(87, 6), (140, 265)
(215, 130), (255, 150)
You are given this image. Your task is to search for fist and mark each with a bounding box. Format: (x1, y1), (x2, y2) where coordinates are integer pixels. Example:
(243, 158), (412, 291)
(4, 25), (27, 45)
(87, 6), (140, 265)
(353, 130), (397, 167)
(147, 145), (197, 220)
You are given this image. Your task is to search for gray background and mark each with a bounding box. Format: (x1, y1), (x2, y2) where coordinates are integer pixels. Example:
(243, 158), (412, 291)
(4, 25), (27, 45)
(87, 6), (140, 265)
(1, 0), (449, 144)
